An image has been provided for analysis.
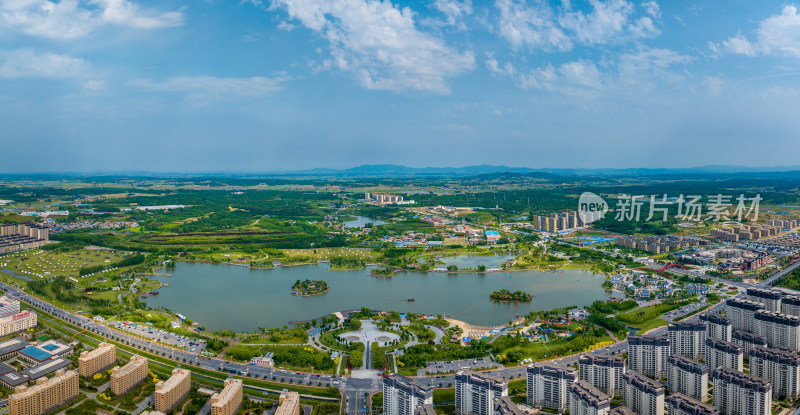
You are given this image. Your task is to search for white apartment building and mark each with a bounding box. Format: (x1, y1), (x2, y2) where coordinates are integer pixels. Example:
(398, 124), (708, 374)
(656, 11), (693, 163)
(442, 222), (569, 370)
(383, 375), (433, 415)
(754, 310), (800, 351)
(748, 346), (800, 401)
(627, 335), (671, 379)
(732, 330), (768, 357)
(578, 354), (625, 396)
(746, 288), (783, 312)
(668, 322), (707, 360)
(623, 371), (665, 415)
(705, 338), (744, 373)
(569, 380), (610, 415)
(527, 363), (577, 411)
(712, 368), (771, 415)
(782, 295), (800, 317)
(666, 355), (709, 402)
(725, 298), (763, 334)
(700, 313), (733, 342)
(455, 371), (507, 415)
(667, 393), (719, 415)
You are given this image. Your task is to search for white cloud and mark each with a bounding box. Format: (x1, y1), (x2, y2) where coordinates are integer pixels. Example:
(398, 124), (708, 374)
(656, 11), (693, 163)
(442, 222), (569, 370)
(0, 0), (184, 40)
(642, 1), (660, 19)
(270, 0), (475, 93)
(491, 47), (689, 96)
(495, 0), (660, 52)
(722, 33), (757, 57)
(720, 5), (800, 58)
(0, 49), (89, 78)
(131, 75), (287, 105)
(432, 0), (473, 28)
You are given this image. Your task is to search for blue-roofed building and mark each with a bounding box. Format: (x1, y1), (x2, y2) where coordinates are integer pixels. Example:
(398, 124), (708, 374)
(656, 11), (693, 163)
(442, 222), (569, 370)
(18, 346), (52, 364)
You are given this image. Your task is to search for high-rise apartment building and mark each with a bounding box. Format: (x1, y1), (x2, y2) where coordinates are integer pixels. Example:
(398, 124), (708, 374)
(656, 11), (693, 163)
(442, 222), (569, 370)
(700, 313), (733, 342)
(732, 330), (768, 357)
(667, 393), (719, 415)
(569, 380), (611, 415)
(666, 355), (709, 402)
(154, 368), (191, 413)
(455, 371), (507, 415)
(746, 288), (782, 312)
(578, 354), (625, 396)
(754, 310), (800, 351)
(782, 295), (800, 317)
(726, 298), (763, 333)
(78, 343), (116, 377)
(748, 346), (800, 401)
(9, 369), (78, 415)
(668, 322), (707, 360)
(712, 368), (771, 415)
(705, 338), (744, 373)
(526, 363), (577, 411)
(110, 355), (148, 396)
(383, 374), (433, 415)
(622, 371), (665, 415)
(210, 378), (243, 415)
(628, 335), (671, 379)
(276, 391), (300, 415)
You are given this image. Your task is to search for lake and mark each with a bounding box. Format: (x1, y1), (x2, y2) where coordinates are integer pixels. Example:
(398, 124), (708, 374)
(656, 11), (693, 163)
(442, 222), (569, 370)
(341, 216), (387, 228)
(144, 261), (612, 331)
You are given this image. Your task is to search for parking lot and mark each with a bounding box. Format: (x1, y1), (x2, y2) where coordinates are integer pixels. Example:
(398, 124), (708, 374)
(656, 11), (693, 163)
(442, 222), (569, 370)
(418, 357), (502, 376)
(108, 321), (207, 352)
(663, 301), (708, 321)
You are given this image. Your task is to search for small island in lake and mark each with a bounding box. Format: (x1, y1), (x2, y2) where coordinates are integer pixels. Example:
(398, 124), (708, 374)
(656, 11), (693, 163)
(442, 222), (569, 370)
(490, 289), (533, 303)
(291, 279), (329, 296)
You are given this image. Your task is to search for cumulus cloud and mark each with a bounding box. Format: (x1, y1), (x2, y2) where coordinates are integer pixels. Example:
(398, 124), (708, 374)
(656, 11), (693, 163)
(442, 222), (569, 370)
(0, 0), (184, 40)
(489, 47), (689, 96)
(131, 75), (287, 105)
(270, 0), (475, 94)
(495, 0), (660, 51)
(719, 5), (800, 58)
(0, 49), (89, 78)
(432, 0), (473, 28)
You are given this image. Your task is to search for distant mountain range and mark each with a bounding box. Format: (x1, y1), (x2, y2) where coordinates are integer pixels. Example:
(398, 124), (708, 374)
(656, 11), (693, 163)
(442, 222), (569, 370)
(286, 164), (800, 177)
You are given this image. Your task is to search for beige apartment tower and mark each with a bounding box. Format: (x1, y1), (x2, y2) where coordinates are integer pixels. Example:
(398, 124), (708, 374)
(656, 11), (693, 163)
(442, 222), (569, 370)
(9, 369), (79, 415)
(210, 378), (243, 415)
(276, 391), (301, 415)
(79, 342), (116, 377)
(111, 356), (148, 396)
(154, 368), (191, 412)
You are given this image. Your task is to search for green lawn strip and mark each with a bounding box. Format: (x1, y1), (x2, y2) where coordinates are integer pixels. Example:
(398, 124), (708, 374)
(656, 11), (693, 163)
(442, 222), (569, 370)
(35, 311), (340, 399)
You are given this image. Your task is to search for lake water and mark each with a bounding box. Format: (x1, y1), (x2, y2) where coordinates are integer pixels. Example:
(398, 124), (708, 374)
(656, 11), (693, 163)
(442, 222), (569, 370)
(419, 255), (515, 269)
(144, 262), (611, 332)
(341, 216), (387, 228)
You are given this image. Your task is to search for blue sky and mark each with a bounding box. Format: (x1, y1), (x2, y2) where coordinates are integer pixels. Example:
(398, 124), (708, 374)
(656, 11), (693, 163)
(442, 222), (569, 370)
(2, 0), (800, 172)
